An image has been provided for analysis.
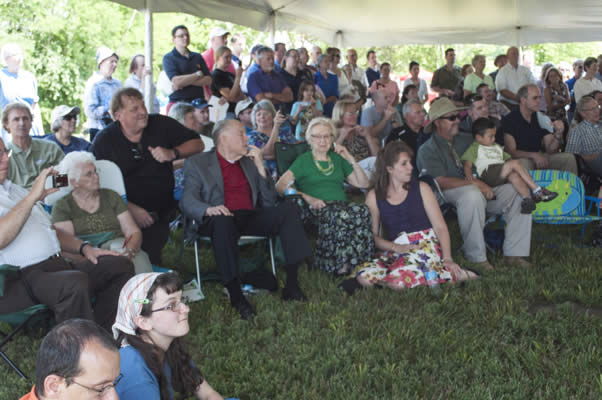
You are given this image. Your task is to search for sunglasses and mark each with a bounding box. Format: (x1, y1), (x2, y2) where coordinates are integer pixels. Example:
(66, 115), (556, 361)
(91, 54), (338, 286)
(439, 114), (460, 121)
(63, 114), (77, 121)
(131, 143), (145, 161)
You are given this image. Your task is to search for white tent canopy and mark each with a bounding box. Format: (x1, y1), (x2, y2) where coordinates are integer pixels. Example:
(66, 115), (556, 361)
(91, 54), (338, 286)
(111, 0), (602, 47)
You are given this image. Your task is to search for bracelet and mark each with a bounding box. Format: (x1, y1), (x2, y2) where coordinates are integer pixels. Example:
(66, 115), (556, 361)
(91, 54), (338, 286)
(79, 241), (90, 256)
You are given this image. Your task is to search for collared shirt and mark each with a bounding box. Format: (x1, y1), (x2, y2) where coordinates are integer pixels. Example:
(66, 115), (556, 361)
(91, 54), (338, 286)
(123, 74), (161, 113)
(84, 77), (122, 130)
(365, 67), (380, 87)
(246, 67), (289, 102)
(314, 70), (339, 117)
(216, 150), (253, 211)
(162, 47), (211, 102)
(8, 139), (64, 188)
(501, 109), (549, 152)
(574, 77), (602, 104)
(0, 180), (61, 268)
(495, 63), (536, 104)
(431, 65), (462, 91)
(385, 123), (420, 153)
(566, 120), (602, 155)
(416, 130), (473, 179)
(43, 134), (90, 154)
(345, 64), (369, 88)
(0, 68), (41, 138)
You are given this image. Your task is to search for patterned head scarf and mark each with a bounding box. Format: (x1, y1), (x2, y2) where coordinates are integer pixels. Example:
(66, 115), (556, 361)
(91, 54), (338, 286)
(112, 273), (161, 342)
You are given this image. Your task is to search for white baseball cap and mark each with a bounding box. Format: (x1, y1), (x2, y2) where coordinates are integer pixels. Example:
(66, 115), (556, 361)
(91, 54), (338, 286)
(209, 27), (230, 38)
(96, 46), (119, 68)
(235, 98), (254, 117)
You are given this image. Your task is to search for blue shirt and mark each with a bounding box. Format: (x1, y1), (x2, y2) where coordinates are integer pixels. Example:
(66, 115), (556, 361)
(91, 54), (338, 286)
(366, 67), (381, 87)
(566, 76), (577, 112)
(85, 77), (122, 130)
(44, 134), (90, 154)
(117, 346), (173, 400)
(314, 71), (339, 117)
(246, 67), (289, 102)
(162, 48), (211, 102)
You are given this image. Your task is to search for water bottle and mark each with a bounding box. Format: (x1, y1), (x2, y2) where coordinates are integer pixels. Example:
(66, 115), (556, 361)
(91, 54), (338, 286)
(285, 179), (297, 195)
(425, 270), (441, 296)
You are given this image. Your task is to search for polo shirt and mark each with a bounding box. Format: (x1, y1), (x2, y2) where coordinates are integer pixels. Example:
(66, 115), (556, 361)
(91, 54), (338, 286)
(416, 130), (473, 179)
(44, 134), (90, 154)
(162, 48), (211, 103)
(247, 67), (289, 102)
(385, 123), (420, 153)
(90, 114), (198, 213)
(463, 73), (495, 94)
(201, 47), (236, 74)
(365, 67), (380, 87)
(8, 139), (64, 188)
(501, 109), (549, 153)
(495, 63), (535, 104)
(431, 65), (462, 91)
(216, 150), (253, 211)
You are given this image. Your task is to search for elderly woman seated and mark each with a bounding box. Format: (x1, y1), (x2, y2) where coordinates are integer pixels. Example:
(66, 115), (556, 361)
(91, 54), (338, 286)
(276, 118), (374, 275)
(44, 105), (90, 153)
(51, 151), (153, 274)
(247, 99), (297, 179)
(340, 141), (478, 294)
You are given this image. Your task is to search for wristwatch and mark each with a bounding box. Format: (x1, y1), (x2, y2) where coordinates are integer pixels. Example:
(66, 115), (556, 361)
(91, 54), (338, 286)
(79, 241), (90, 256)
(173, 148), (181, 160)
(195, 70), (202, 77)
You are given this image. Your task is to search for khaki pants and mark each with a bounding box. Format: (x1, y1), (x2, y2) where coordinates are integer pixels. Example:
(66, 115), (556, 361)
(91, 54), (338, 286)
(101, 238), (153, 274)
(519, 153), (578, 175)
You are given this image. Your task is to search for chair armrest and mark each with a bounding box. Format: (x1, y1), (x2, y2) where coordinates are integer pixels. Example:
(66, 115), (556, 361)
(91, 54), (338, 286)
(584, 196), (601, 217)
(0, 264), (20, 297)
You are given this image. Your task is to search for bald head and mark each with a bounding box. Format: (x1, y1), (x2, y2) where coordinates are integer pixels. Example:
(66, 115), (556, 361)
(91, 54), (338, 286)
(507, 46), (519, 66)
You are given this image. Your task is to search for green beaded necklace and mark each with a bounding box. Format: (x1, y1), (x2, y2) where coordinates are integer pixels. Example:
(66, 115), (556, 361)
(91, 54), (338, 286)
(313, 155), (335, 176)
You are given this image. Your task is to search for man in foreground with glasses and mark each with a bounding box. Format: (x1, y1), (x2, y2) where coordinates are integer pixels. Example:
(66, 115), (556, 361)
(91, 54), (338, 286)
(20, 319), (122, 400)
(417, 97), (533, 270)
(91, 87), (203, 265)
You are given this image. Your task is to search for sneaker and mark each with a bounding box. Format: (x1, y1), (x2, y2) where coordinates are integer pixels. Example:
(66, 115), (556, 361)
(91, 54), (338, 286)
(231, 297), (256, 320)
(521, 197), (536, 214)
(503, 256), (532, 268)
(533, 188), (558, 203)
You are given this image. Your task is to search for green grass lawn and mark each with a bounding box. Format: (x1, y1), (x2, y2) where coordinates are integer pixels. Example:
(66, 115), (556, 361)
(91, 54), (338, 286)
(2, 219), (601, 399)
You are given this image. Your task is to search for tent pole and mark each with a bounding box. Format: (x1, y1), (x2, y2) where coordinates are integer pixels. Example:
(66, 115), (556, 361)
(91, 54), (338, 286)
(269, 12), (276, 47)
(336, 31), (343, 49)
(144, 0), (153, 112)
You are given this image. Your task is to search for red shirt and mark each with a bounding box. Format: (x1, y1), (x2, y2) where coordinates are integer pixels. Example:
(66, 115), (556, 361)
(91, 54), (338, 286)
(19, 386), (39, 400)
(217, 151), (254, 211)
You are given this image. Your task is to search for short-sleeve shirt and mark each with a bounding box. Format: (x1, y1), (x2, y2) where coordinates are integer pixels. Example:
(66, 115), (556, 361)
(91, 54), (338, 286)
(574, 77), (602, 104)
(162, 48), (211, 103)
(117, 346), (173, 400)
(289, 151), (353, 201)
(416, 131), (474, 179)
(431, 65), (462, 91)
(279, 69), (305, 113)
(51, 189), (127, 242)
(90, 114), (197, 213)
(210, 68), (236, 113)
(460, 142), (510, 176)
(565, 120), (602, 155)
(402, 78), (429, 103)
(8, 139), (64, 188)
(247, 67), (289, 102)
(360, 106), (402, 141)
(365, 67), (380, 87)
(291, 100), (323, 140)
(246, 122), (295, 179)
(501, 109), (548, 153)
(369, 79), (400, 106)
(463, 73), (495, 94)
(314, 71), (339, 117)
(44, 134), (90, 154)
(495, 64), (536, 104)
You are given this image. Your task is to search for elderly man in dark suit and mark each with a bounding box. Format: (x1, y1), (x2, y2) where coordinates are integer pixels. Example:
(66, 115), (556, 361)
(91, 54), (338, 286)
(180, 119), (312, 319)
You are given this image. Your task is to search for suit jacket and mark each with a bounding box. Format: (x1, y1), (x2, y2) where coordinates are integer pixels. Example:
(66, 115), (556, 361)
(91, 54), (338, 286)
(180, 148), (277, 223)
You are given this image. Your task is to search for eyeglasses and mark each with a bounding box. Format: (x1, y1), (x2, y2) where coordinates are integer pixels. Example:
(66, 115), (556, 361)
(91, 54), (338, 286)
(63, 114), (77, 121)
(439, 114), (459, 121)
(151, 298), (188, 313)
(310, 135), (332, 141)
(69, 373), (123, 398)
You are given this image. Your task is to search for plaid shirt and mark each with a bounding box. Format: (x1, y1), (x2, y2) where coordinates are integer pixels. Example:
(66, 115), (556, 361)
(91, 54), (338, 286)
(566, 120), (602, 155)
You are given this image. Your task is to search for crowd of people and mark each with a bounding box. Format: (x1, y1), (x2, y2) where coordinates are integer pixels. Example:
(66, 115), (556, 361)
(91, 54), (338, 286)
(1, 26), (602, 399)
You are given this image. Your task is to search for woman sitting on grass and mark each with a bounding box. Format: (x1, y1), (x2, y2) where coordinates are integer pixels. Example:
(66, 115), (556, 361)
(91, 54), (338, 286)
(341, 141), (478, 293)
(113, 272), (226, 400)
(276, 117), (374, 275)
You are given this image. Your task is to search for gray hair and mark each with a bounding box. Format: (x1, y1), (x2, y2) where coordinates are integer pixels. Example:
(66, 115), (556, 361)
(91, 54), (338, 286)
(1, 43), (22, 65)
(56, 151), (96, 184)
(471, 54), (485, 67)
(1, 102), (32, 131)
(305, 117), (338, 147)
(573, 59), (584, 68)
(256, 46), (274, 61)
(251, 99), (276, 128)
(51, 114), (78, 133)
(212, 119), (239, 145)
(168, 102), (195, 125)
(402, 99), (422, 117)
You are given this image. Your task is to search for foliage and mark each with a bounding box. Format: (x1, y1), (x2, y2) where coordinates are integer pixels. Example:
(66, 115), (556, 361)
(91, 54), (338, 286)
(0, 0), (601, 129)
(1, 219), (602, 399)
